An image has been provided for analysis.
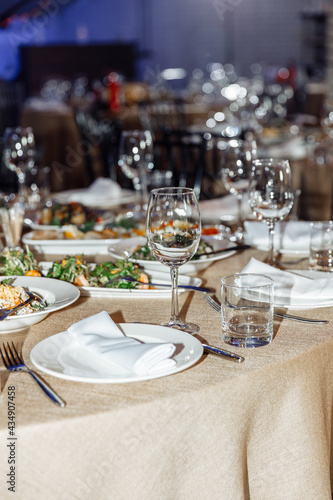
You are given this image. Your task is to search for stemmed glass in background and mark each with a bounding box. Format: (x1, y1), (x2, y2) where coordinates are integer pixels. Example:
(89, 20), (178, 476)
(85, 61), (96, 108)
(118, 130), (154, 218)
(3, 127), (35, 205)
(146, 187), (201, 334)
(248, 158), (294, 266)
(221, 138), (257, 233)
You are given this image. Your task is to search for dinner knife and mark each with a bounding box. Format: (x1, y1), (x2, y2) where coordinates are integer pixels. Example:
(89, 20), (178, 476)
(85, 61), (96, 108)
(197, 244), (251, 257)
(202, 344), (244, 363)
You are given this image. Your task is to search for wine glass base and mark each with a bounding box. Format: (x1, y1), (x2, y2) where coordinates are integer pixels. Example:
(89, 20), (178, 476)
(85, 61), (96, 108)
(162, 321), (200, 335)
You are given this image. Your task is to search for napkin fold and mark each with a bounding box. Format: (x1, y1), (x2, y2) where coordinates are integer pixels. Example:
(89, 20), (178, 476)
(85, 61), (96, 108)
(244, 221), (311, 252)
(242, 257), (333, 303)
(64, 311), (176, 375)
(68, 178), (122, 204)
(199, 193), (252, 221)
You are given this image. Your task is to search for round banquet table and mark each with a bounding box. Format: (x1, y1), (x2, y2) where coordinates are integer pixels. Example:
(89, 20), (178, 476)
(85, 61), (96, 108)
(0, 247), (333, 500)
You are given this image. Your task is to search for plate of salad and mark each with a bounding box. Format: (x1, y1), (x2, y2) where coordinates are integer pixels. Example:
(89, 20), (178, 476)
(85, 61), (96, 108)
(0, 248), (202, 298)
(39, 257), (202, 298)
(108, 235), (238, 274)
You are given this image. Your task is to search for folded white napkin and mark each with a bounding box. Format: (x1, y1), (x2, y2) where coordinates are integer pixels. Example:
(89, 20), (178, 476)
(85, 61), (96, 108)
(65, 311), (176, 375)
(244, 221), (311, 252)
(69, 178), (122, 204)
(199, 193), (252, 221)
(241, 257), (333, 303)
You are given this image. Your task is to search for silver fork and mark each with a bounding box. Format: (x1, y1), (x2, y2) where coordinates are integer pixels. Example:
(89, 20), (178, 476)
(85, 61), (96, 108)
(203, 295), (328, 324)
(0, 342), (66, 407)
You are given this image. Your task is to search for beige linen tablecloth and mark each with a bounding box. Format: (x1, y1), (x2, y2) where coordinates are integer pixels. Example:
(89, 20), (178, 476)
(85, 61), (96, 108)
(0, 248), (333, 500)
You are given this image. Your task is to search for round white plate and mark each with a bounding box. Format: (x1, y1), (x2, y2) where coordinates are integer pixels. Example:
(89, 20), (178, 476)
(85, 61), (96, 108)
(0, 277), (80, 333)
(30, 323), (204, 383)
(22, 231), (123, 255)
(38, 263), (203, 298)
(108, 235), (237, 274)
(54, 188), (138, 208)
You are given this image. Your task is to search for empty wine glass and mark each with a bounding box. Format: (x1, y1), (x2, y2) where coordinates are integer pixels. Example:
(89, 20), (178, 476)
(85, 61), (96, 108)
(118, 130), (154, 218)
(3, 127), (35, 205)
(248, 158), (294, 266)
(146, 187), (201, 334)
(221, 138), (257, 232)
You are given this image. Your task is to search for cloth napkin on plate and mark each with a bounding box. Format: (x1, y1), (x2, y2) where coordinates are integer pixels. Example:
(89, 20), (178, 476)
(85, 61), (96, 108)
(68, 177), (123, 205)
(65, 311), (176, 375)
(199, 193), (252, 222)
(241, 257), (333, 303)
(244, 221), (312, 252)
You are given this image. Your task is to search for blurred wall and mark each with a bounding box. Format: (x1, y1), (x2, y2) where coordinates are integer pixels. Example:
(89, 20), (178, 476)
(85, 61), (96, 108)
(0, 0), (325, 82)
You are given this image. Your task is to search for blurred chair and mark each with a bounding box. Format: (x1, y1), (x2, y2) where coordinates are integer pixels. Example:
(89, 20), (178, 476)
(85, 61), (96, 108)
(0, 81), (25, 135)
(139, 98), (186, 134)
(74, 109), (121, 184)
(153, 129), (221, 200)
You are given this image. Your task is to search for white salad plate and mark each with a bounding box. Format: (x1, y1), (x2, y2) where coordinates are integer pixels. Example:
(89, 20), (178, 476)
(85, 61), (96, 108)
(54, 188), (138, 208)
(30, 324), (204, 383)
(38, 263), (203, 298)
(0, 277), (80, 333)
(22, 231), (123, 255)
(108, 235), (237, 274)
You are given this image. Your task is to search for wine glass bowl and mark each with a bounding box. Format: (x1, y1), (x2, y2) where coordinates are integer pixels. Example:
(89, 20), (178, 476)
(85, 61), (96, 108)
(146, 187), (201, 334)
(118, 130), (154, 217)
(221, 138), (257, 231)
(3, 127), (35, 204)
(248, 158), (294, 266)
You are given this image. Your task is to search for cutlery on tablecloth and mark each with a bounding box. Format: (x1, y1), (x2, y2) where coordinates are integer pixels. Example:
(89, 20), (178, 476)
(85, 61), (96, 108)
(0, 342), (66, 407)
(202, 344), (244, 363)
(203, 295), (328, 324)
(102, 276), (212, 293)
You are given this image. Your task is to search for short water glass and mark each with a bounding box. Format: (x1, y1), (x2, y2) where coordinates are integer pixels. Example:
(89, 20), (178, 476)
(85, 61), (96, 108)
(221, 273), (274, 348)
(309, 221), (333, 272)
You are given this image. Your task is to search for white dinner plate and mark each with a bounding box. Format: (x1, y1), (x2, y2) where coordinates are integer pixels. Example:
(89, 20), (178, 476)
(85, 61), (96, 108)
(108, 235), (237, 274)
(30, 324), (204, 383)
(0, 277), (80, 333)
(54, 188), (138, 208)
(22, 231), (123, 255)
(38, 264), (203, 297)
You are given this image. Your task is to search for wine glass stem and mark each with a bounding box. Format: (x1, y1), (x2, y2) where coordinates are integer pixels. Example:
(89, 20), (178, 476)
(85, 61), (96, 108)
(237, 193), (243, 229)
(140, 170), (148, 208)
(267, 220), (276, 266)
(169, 266), (181, 325)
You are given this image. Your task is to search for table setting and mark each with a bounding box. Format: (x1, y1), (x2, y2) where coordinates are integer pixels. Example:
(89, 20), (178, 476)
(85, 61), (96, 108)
(1, 120), (333, 500)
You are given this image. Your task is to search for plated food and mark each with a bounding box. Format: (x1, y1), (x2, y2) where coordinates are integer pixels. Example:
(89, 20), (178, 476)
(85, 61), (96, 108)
(0, 277), (79, 333)
(108, 235), (238, 274)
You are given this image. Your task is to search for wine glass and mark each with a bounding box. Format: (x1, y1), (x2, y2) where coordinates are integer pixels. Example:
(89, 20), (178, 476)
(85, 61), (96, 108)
(221, 138), (257, 233)
(3, 127), (35, 205)
(248, 158), (294, 266)
(118, 130), (154, 218)
(146, 187), (201, 334)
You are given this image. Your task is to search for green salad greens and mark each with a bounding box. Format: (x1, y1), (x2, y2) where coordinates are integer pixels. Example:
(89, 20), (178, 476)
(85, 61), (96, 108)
(46, 256), (149, 289)
(0, 247), (42, 276)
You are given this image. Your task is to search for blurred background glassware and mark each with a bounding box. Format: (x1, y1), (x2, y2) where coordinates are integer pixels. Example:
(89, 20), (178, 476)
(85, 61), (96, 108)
(309, 221), (333, 272)
(146, 187), (201, 334)
(248, 158), (294, 266)
(221, 273), (274, 348)
(0, 199), (24, 249)
(21, 165), (51, 212)
(221, 138), (257, 233)
(3, 127), (36, 206)
(118, 130), (154, 218)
